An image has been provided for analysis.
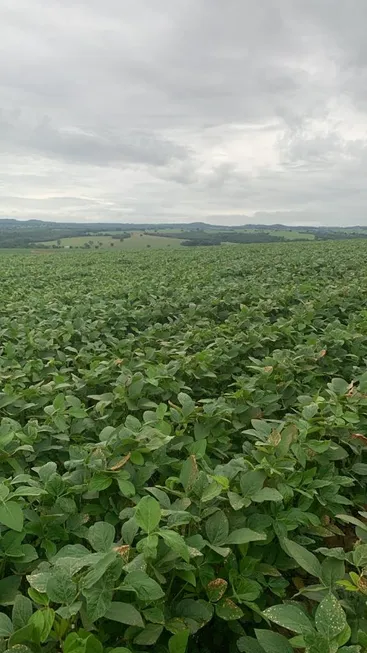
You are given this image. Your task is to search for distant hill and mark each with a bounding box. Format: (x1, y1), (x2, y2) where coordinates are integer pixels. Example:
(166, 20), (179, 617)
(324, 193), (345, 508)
(0, 218), (366, 249)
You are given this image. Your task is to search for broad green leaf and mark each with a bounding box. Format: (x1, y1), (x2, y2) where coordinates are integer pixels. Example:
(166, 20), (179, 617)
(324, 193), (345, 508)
(251, 488), (283, 503)
(240, 471), (266, 499)
(88, 522), (115, 552)
(282, 538), (322, 578)
(82, 551), (117, 589)
(237, 635), (265, 653)
(158, 529), (190, 562)
(320, 557), (345, 588)
(122, 571), (164, 601)
(12, 595), (33, 630)
(133, 624), (163, 645)
(105, 602), (144, 627)
(226, 528), (266, 544)
(0, 501), (23, 532)
(46, 567), (78, 605)
(168, 630), (190, 653)
(205, 510), (229, 546)
(0, 612), (14, 637)
(0, 576), (21, 605)
(255, 630), (293, 653)
(135, 496), (161, 533)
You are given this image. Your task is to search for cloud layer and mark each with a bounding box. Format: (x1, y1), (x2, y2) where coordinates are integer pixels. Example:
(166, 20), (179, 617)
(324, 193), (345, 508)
(1, 0), (367, 225)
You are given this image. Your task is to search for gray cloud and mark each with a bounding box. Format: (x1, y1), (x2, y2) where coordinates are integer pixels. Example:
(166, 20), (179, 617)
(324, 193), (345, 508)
(1, 0), (367, 224)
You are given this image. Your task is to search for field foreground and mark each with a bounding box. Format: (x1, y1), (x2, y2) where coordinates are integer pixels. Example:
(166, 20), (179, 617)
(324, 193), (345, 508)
(1, 241), (367, 652)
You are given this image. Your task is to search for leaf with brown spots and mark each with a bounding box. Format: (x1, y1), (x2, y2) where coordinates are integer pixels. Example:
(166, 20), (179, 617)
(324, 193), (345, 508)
(109, 453), (131, 471)
(206, 579), (227, 602)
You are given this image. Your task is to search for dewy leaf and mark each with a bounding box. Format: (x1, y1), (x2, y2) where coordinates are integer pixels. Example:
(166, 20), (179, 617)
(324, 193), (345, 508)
(168, 630), (190, 653)
(255, 629), (293, 653)
(282, 538), (322, 578)
(315, 593), (347, 640)
(135, 496), (161, 533)
(0, 501), (23, 531)
(226, 528), (266, 544)
(105, 602), (144, 627)
(263, 604), (314, 634)
(88, 522), (115, 552)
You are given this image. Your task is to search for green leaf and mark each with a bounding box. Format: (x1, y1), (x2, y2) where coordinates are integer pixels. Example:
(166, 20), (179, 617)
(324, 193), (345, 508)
(226, 528), (266, 544)
(135, 496), (161, 533)
(205, 510), (229, 546)
(320, 557), (345, 588)
(0, 612), (14, 637)
(215, 598), (243, 621)
(46, 567), (78, 605)
(263, 604), (314, 634)
(251, 488), (283, 503)
(282, 538), (322, 578)
(352, 463), (367, 475)
(83, 582), (113, 622)
(0, 576), (21, 605)
(117, 479), (136, 498)
(237, 635), (265, 653)
(82, 551), (117, 589)
(315, 593), (347, 640)
(121, 517), (139, 545)
(168, 630), (190, 653)
(240, 470), (266, 499)
(122, 571), (164, 601)
(133, 624), (163, 645)
(105, 602), (144, 627)
(330, 377), (350, 394)
(159, 529), (190, 562)
(255, 630), (293, 653)
(12, 595), (33, 630)
(88, 522), (115, 552)
(0, 501), (23, 532)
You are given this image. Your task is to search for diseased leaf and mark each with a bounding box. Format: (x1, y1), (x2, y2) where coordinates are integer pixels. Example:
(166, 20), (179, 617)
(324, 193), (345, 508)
(263, 604), (314, 634)
(215, 598), (243, 621)
(315, 593), (347, 640)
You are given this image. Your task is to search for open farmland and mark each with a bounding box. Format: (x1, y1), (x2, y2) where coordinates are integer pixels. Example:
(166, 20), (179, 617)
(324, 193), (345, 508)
(1, 241), (367, 652)
(37, 232), (183, 250)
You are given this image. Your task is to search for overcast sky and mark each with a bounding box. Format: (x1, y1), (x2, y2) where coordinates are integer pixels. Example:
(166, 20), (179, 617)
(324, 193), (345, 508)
(1, 1), (367, 225)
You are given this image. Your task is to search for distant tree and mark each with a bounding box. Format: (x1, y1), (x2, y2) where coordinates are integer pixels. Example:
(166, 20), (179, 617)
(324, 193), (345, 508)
(57, 239), (61, 246)
(110, 243), (114, 247)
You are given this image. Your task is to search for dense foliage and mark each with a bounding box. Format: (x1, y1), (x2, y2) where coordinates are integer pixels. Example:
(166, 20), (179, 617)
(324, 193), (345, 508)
(1, 241), (367, 653)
